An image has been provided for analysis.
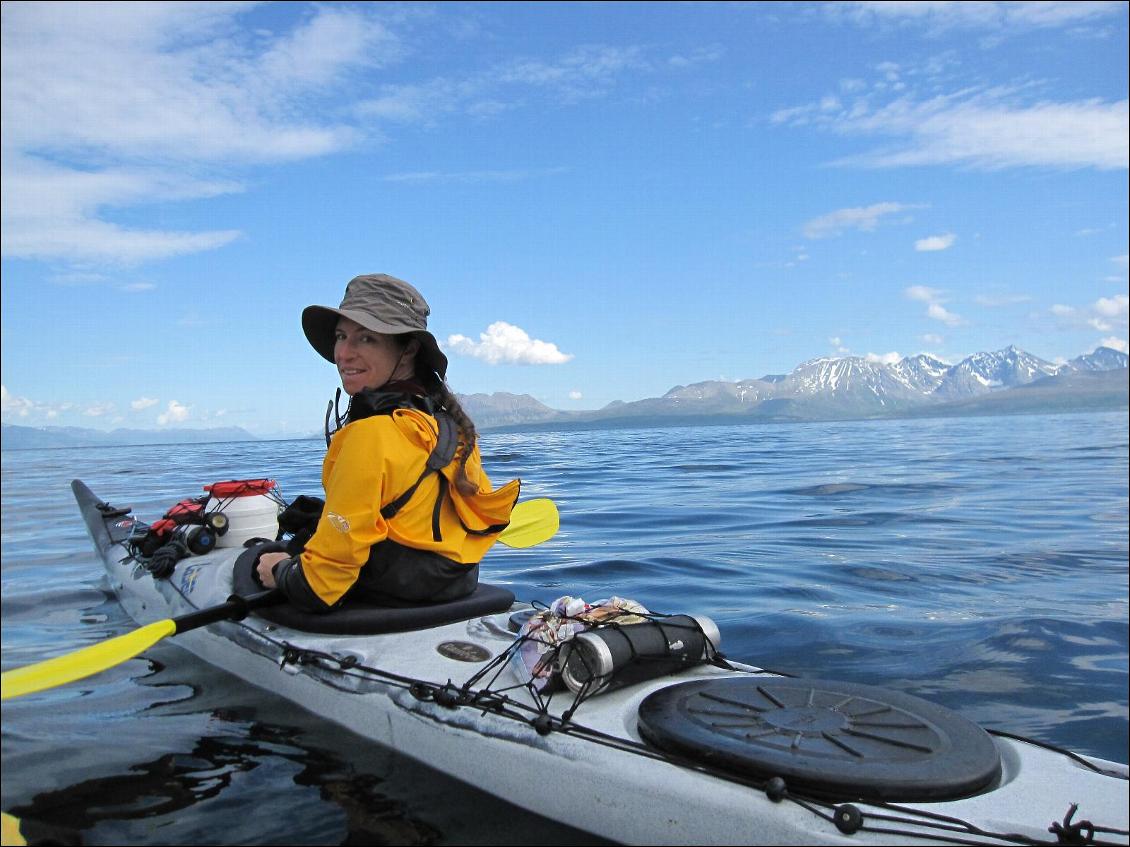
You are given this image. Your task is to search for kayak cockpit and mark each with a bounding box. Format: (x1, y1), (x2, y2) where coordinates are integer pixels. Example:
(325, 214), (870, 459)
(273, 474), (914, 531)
(230, 546), (516, 635)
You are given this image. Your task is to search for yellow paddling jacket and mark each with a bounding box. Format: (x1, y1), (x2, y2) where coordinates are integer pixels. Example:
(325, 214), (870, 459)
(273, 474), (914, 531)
(275, 406), (519, 611)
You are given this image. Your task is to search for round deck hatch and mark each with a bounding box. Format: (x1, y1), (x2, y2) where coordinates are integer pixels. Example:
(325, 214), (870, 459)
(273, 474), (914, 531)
(637, 677), (1001, 802)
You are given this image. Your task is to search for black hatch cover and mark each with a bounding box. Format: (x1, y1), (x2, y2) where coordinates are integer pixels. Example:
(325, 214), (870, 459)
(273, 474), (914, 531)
(637, 677), (1002, 802)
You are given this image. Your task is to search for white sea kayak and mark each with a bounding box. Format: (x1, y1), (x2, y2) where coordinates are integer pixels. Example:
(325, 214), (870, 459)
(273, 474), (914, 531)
(69, 479), (1129, 846)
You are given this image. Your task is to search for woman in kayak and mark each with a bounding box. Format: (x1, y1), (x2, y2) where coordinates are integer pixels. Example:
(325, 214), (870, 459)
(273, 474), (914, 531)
(256, 273), (519, 612)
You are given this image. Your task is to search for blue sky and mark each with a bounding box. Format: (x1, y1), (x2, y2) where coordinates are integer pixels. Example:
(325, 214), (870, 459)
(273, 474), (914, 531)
(2, 1), (1127, 437)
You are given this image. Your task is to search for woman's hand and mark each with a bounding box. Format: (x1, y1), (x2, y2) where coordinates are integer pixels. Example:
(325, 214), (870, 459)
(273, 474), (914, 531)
(257, 551), (290, 588)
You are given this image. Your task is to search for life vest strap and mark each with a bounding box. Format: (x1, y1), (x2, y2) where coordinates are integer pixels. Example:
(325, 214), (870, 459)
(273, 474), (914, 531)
(380, 412), (458, 529)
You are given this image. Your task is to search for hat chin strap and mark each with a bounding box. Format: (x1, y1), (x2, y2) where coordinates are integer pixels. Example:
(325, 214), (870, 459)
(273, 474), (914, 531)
(385, 342), (418, 386)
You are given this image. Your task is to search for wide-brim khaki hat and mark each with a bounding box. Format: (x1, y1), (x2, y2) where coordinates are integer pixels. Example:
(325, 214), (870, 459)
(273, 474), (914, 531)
(302, 273), (449, 379)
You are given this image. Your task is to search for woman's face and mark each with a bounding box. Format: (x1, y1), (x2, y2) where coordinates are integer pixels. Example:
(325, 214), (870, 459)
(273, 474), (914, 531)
(333, 317), (417, 395)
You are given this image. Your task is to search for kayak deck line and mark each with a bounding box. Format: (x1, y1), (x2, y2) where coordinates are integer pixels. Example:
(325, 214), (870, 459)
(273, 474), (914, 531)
(205, 610), (1130, 845)
(62, 479), (1130, 846)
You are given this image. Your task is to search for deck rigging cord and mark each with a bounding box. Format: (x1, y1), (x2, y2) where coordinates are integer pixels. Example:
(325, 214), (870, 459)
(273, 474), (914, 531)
(166, 576), (1126, 847)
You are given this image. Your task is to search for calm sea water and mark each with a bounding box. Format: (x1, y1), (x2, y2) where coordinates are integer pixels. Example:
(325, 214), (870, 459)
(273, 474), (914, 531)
(2, 411), (1127, 845)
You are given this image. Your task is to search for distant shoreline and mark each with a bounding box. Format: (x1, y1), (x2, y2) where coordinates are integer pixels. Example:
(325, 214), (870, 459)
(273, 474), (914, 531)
(4, 402), (1126, 450)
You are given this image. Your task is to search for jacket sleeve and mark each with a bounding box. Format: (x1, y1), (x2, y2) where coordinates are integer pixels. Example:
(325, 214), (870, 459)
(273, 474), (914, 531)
(272, 555), (334, 613)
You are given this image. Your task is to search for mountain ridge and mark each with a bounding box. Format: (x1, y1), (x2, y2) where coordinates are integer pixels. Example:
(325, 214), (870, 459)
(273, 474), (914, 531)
(479, 345), (1128, 430)
(3, 346), (1126, 447)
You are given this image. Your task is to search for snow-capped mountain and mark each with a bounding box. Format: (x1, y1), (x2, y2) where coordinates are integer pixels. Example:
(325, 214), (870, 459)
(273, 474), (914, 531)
(475, 345), (1126, 431)
(933, 345), (1061, 399)
(580, 345), (1127, 425)
(663, 378), (775, 406)
(889, 354), (951, 394)
(1064, 347), (1130, 373)
(778, 357), (925, 408)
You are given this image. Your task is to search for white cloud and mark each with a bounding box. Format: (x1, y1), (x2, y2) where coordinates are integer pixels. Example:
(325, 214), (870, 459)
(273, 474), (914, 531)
(927, 302), (964, 326)
(569, 390), (583, 400)
(157, 400), (190, 426)
(357, 42), (653, 125)
(827, 1), (1125, 33)
(829, 336), (851, 353)
(1, 3), (395, 265)
(1050, 295), (1129, 334)
(83, 402), (115, 418)
(446, 321), (573, 365)
(774, 73), (1128, 172)
(120, 282), (157, 293)
(1, 384), (68, 421)
(496, 45), (650, 97)
(1, 385), (33, 419)
(866, 351), (902, 364)
(1094, 295), (1128, 317)
(915, 233), (956, 251)
(1088, 295), (1130, 332)
(131, 397), (160, 411)
(906, 285), (964, 325)
(1101, 336), (1128, 352)
(921, 333), (945, 345)
(905, 285), (943, 302)
(667, 45), (725, 68)
(802, 201), (923, 239)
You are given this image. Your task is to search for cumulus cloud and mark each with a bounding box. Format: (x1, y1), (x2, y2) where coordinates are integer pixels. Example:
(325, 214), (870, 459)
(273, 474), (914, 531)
(1101, 337), (1128, 352)
(905, 285), (964, 326)
(1, 385), (34, 419)
(83, 402), (115, 418)
(1050, 295), (1129, 334)
(906, 285), (943, 302)
(1, 384), (68, 421)
(569, 390), (584, 400)
(131, 397), (160, 411)
(915, 233), (956, 251)
(802, 202), (923, 239)
(1091, 295), (1130, 332)
(446, 322), (573, 365)
(866, 351), (902, 364)
(1, 3), (395, 265)
(157, 400), (190, 426)
(927, 302), (964, 326)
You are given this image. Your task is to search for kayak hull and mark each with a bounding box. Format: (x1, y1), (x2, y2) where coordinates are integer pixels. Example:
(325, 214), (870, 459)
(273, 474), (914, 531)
(74, 480), (1130, 846)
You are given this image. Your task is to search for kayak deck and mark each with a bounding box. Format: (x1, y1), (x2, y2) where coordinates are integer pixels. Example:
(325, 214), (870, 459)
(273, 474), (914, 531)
(72, 480), (1130, 846)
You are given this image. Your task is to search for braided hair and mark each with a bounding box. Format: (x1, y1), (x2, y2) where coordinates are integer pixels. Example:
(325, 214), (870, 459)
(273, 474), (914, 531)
(418, 367), (480, 496)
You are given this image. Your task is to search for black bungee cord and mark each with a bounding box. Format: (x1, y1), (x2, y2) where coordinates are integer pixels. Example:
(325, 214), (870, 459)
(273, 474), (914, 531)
(150, 571), (1128, 847)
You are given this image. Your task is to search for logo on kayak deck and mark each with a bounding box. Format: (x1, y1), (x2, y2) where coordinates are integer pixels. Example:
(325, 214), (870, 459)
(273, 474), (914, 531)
(180, 563), (203, 595)
(437, 641), (491, 663)
(327, 512), (351, 533)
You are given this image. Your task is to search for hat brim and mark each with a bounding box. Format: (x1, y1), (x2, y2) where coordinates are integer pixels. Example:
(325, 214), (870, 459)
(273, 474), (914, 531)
(302, 305), (449, 379)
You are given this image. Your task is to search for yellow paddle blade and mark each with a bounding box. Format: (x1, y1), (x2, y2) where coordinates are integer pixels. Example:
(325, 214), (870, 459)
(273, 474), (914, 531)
(498, 498), (560, 549)
(2, 812), (27, 847)
(1, 618), (177, 701)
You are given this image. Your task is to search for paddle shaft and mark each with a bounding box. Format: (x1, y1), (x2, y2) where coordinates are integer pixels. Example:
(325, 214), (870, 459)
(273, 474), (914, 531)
(173, 589), (283, 634)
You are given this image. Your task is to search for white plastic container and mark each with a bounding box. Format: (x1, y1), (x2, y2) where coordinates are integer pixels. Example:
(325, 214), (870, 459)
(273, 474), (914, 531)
(205, 480), (281, 549)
